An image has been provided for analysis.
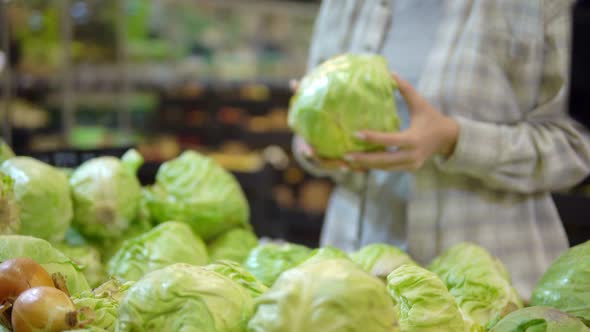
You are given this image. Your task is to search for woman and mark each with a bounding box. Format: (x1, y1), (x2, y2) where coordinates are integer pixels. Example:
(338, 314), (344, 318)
(293, 0), (590, 297)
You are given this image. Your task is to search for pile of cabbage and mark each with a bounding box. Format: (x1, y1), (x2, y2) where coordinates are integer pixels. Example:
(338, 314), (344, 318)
(0, 86), (589, 331)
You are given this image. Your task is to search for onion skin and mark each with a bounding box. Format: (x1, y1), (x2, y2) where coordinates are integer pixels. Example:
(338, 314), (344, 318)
(11, 287), (77, 332)
(0, 258), (55, 303)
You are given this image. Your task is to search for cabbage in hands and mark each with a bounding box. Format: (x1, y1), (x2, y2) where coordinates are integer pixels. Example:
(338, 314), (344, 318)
(1, 157), (73, 242)
(288, 54), (400, 158)
(208, 228), (258, 264)
(117, 263), (254, 332)
(387, 264), (483, 332)
(489, 307), (590, 332)
(0, 172), (19, 235)
(0, 235), (89, 295)
(247, 259), (398, 332)
(351, 243), (416, 281)
(205, 260), (268, 298)
(69, 149), (143, 240)
(244, 243), (312, 287)
(531, 241), (590, 326)
(107, 221), (208, 281)
(146, 151), (250, 240)
(428, 243), (522, 328)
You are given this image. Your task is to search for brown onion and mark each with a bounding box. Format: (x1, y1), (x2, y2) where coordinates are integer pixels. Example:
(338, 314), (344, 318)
(11, 287), (77, 332)
(0, 258), (54, 303)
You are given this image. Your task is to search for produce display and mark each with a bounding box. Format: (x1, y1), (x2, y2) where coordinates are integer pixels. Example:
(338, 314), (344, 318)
(145, 151), (250, 240)
(247, 259), (398, 332)
(69, 150), (144, 240)
(107, 221), (208, 281)
(351, 243), (416, 281)
(288, 54), (401, 158)
(531, 240), (590, 326)
(116, 264), (254, 332)
(207, 228), (259, 264)
(429, 243), (523, 329)
(243, 242), (312, 287)
(1, 158), (73, 242)
(0, 146), (588, 332)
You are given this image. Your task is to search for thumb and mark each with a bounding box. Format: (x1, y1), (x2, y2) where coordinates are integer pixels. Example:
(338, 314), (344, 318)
(392, 73), (426, 113)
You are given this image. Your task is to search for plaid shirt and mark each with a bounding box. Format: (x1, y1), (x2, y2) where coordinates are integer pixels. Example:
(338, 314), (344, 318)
(296, 0), (590, 298)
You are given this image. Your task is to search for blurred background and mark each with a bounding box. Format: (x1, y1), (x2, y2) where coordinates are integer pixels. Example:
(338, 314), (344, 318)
(1, 0), (588, 247)
(0, 0), (329, 246)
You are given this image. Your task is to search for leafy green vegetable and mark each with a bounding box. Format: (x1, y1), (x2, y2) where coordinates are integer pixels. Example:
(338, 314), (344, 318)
(107, 221), (208, 281)
(247, 258), (398, 332)
(72, 278), (134, 332)
(208, 228), (258, 264)
(117, 263), (254, 332)
(0, 172), (19, 235)
(387, 264), (482, 332)
(301, 246), (350, 266)
(70, 149), (143, 240)
(351, 243), (416, 281)
(489, 307), (590, 332)
(205, 260), (268, 298)
(288, 54), (400, 158)
(244, 243), (312, 287)
(1, 157), (73, 242)
(54, 243), (106, 288)
(428, 243), (523, 328)
(531, 241), (590, 326)
(0, 140), (14, 163)
(0, 235), (89, 295)
(146, 151), (250, 240)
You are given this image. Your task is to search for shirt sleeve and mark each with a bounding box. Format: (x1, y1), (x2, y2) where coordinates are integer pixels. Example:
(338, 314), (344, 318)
(436, 1), (590, 194)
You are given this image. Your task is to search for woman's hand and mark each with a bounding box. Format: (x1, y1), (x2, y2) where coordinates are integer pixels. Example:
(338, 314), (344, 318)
(345, 73), (460, 172)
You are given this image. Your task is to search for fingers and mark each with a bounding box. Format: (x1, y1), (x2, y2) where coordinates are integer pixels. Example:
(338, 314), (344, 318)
(356, 130), (414, 148)
(391, 72), (426, 111)
(289, 79), (299, 92)
(345, 149), (416, 168)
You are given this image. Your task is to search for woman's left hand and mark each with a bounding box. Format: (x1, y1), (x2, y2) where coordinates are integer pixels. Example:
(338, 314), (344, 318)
(345, 73), (460, 172)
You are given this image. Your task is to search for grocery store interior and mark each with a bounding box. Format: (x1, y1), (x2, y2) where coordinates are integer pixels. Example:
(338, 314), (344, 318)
(0, 0), (331, 247)
(1, 0), (589, 248)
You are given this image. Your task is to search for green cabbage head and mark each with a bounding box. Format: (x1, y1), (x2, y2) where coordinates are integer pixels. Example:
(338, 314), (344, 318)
(301, 246), (350, 266)
(117, 263), (254, 332)
(207, 228), (258, 264)
(531, 241), (590, 326)
(1, 157), (73, 242)
(54, 243), (106, 288)
(489, 307), (590, 332)
(247, 258), (399, 332)
(428, 243), (523, 328)
(288, 54), (400, 158)
(0, 172), (19, 235)
(70, 149), (143, 240)
(146, 151), (250, 240)
(107, 221), (208, 281)
(387, 264), (483, 332)
(244, 243), (312, 287)
(0, 235), (89, 295)
(351, 243), (416, 281)
(205, 260), (268, 298)
(72, 278), (134, 332)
